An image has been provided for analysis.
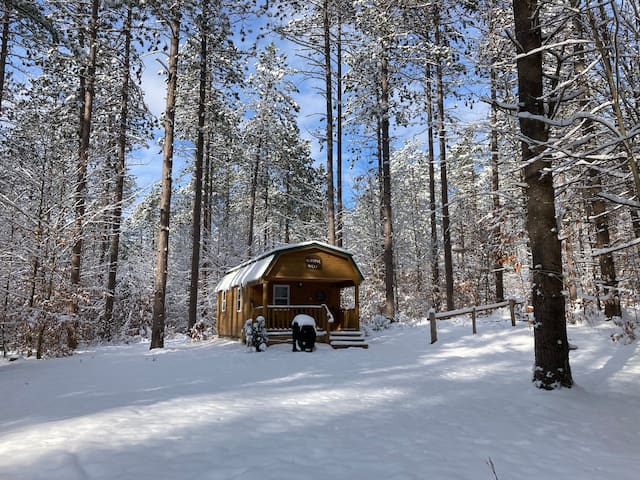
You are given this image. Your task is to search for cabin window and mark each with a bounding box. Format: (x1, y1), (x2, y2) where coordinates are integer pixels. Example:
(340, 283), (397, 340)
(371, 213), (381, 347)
(236, 287), (242, 312)
(221, 291), (227, 312)
(273, 284), (290, 305)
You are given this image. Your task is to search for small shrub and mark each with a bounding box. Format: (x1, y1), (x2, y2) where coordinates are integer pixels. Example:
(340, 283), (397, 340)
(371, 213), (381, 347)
(611, 318), (636, 344)
(364, 314), (392, 333)
(189, 320), (213, 341)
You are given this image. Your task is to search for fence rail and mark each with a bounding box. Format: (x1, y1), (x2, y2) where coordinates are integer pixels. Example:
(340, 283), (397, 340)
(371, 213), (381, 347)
(429, 299), (523, 344)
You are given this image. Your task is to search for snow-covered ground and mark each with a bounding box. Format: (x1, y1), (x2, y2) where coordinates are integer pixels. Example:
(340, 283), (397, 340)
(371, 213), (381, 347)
(1, 311), (639, 479)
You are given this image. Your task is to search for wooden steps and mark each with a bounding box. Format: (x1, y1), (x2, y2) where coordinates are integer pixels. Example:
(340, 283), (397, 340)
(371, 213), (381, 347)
(329, 330), (368, 349)
(266, 328), (327, 345)
(266, 328), (368, 349)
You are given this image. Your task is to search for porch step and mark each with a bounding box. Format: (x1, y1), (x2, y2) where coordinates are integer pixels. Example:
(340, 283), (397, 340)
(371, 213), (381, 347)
(266, 328), (327, 345)
(329, 330), (368, 349)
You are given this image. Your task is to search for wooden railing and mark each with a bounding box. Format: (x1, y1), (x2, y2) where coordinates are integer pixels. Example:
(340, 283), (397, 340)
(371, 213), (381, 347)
(429, 299), (523, 344)
(252, 304), (333, 332)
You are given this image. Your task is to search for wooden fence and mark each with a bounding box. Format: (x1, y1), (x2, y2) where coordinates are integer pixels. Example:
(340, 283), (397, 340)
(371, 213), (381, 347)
(429, 299), (523, 344)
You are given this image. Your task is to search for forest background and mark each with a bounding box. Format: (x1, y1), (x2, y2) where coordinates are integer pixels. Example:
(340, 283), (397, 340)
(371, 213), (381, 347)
(1, 0), (639, 387)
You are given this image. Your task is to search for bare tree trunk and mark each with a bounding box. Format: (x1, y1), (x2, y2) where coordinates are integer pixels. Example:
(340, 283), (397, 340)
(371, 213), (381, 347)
(587, 168), (621, 318)
(336, 14), (343, 248)
(247, 148), (261, 257)
(570, 0), (620, 318)
(0, 2), (10, 115)
(151, 7), (181, 350)
(103, 4), (132, 340)
(435, 19), (454, 311)
(425, 63), (440, 308)
(380, 46), (395, 320)
(488, 1), (504, 302)
(323, 0), (336, 245)
(263, 171), (269, 248)
(188, 1), (208, 330)
(490, 63), (505, 302)
(513, 0), (572, 389)
(284, 172), (291, 243)
(71, 0), (99, 310)
(201, 133), (212, 318)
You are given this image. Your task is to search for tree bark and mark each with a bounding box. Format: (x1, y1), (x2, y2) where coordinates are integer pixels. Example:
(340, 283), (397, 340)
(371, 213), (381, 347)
(513, 0), (572, 389)
(151, 7), (181, 350)
(435, 19), (454, 311)
(188, 1), (208, 330)
(570, 0), (620, 318)
(247, 146), (261, 257)
(380, 46), (395, 320)
(425, 62), (440, 308)
(336, 14), (343, 248)
(103, 4), (133, 339)
(0, 2), (10, 115)
(200, 132), (212, 318)
(587, 168), (621, 318)
(323, 0), (336, 245)
(71, 0), (99, 309)
(489, 23), (504, 303)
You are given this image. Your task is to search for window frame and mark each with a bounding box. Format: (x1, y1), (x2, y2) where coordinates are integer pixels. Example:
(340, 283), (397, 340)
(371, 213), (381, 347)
(273, 284), (290, 306)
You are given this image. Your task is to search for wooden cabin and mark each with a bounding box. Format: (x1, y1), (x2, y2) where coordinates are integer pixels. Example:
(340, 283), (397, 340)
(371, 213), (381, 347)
(214, 242), (366, 347)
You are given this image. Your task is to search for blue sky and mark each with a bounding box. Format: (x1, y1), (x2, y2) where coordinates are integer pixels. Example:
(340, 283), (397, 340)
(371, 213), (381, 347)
(128, 19), (488, 209)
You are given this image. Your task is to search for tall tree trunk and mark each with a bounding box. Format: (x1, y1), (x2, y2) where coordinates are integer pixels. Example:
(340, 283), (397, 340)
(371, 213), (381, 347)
(151, 7), (181, 350)
(513, 0), (572, 389)
(435, 19), (454, 311)
(103, 4), (132, 339)
(490, 62), (504, 302)
(336, 14), (343, 248)
(587, 168), (620, 318)
(71, 0), (99, 310)
(380, 46), (395, 320)
(201, 132), (212, 318)
(247, 146), (261, 257)
(425, 63), (440, 308)
(323, 0), (336, 245)
(263, 169), (269, 248)
(0, 2), (10, 115)
(570, 1), (620, 318)
(285, 172), (291, 243)
(30, 170), (46, 308)
(188, 1), (208, 330)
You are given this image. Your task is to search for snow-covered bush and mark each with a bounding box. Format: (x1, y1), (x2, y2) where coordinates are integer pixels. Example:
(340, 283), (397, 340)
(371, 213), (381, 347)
(364, 314), (392, 333)
(611, 318), (636, 344)
(189, 320), (213, 341)
(11, 310), (88, 359)
(245, 316), (268, 352)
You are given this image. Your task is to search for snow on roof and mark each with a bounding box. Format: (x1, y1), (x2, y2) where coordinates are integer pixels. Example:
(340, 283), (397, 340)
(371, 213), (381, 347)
(214, 241), (359, 292)
(214, 254), (275, 292)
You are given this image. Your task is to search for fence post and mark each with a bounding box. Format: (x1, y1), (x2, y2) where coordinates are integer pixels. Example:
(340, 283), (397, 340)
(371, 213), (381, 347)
(472, 307), (477, 334)
(509, 299), (516, 327)
(429, 309), (437, 344)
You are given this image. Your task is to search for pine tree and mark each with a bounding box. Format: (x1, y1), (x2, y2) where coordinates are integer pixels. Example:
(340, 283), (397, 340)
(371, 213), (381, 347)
(150, 2), (182, 350)
(512, 0), (573, 389)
